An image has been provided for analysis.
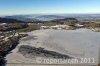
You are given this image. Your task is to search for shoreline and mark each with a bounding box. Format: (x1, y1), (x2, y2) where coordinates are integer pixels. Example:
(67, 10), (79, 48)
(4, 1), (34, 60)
(0, 33), (28, 66)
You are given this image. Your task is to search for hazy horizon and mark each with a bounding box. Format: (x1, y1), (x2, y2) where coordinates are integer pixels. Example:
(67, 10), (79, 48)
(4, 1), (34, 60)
(3, 13), (100, 16)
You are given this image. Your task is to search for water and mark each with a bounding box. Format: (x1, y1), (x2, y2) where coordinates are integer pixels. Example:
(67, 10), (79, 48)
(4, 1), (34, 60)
(41, 29), (100, 64)
(6, 28), (100, 65)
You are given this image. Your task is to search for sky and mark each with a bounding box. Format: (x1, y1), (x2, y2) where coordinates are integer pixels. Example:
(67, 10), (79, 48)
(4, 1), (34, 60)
(0, 0), (100, 16)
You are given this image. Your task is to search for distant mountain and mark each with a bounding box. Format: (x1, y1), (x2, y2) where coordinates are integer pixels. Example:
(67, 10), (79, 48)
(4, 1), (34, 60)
(35, 15), (65, 21)
(5, 15), (65, 21)
(4, 14), (100, 22)
(5, 15), (40, 22)
(61, 14), (100, 22)
(0, 17), (24, 23)
(50, 18), (78, 25)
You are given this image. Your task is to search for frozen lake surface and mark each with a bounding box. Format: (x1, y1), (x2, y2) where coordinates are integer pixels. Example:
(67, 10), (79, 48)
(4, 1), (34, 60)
(6, 28), (100, 65)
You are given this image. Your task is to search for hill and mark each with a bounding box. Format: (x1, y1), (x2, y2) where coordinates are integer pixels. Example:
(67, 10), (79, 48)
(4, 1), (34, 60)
(35, 15), (65, 21)
(0, 17), (24, 23)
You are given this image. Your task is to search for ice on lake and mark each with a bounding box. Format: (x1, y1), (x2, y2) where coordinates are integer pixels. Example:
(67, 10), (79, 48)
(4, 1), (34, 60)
(6, 28), (100, 65)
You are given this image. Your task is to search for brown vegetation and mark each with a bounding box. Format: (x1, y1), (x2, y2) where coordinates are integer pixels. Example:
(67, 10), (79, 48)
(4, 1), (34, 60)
(18, 45), (72, 59)
(16, 24), (40, 32)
